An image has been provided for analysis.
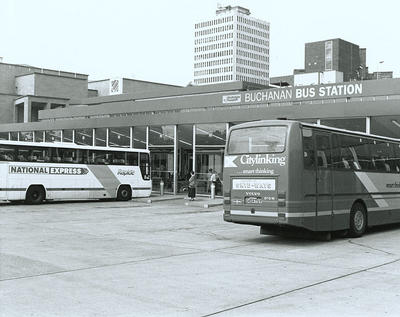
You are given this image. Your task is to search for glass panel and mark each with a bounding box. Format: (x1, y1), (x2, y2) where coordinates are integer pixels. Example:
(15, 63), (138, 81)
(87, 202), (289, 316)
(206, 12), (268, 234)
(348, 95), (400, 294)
(302, 128), (315, 169)
(133, 126), (147, 149)
(109, 127), (130, 147)
(10, 132), (18, 141)
(95, 128), (107, 147)
(392, 144), (400, 173)
(0, 145), (16, 161)
(320, 118), (366, 133)
(149, 125), (174, 146)
(34, 131), (44, 142)
(0, 132), (9, 140)
(352, 137), (373, 170)
(127, 152), (138, 166)
(195, 150), (224, 196)
(196, 123), (226, 146)
(370, 140), (392, 172)
(62, 130), (74, 143)
(19, 131), (33, 142)
(75, 128), (93, 146)
(177, 124), (193, 193)
(371, 116), (400, 139)
(195, 123), (225, 196)
(109, 151), (126, 165)
(17, 146), (50, 162)
(228, 126), (286, 154)
(151, 151), (174, 193)
(316, 134), (331, 168)
(45, 130), (61, 142)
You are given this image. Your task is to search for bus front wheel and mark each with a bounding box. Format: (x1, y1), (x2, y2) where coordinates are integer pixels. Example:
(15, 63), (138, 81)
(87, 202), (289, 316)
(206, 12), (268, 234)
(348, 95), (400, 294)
(25, 186), (45, 205)
(349, 202), (367, 237)
(117, 185), (132, 201)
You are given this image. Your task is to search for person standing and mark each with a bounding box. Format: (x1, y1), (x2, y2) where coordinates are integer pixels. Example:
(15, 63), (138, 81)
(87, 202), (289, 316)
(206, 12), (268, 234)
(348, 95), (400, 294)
(210, 170), (217, 197)
(206, 168), (213, 193)
(188, 171), (196, 201)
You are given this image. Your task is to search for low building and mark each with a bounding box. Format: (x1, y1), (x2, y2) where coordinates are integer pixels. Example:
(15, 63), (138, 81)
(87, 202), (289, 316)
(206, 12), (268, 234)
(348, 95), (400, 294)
(0, 75), (399, 196)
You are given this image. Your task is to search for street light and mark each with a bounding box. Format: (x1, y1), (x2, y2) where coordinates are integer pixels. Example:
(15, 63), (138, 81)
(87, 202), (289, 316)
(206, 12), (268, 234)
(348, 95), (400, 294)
(377, 61), (384, 80)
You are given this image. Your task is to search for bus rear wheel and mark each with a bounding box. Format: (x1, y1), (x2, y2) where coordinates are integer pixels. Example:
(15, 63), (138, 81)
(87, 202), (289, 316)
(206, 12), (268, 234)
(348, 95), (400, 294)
(25, 186), (45, 205)
(349, 202), (367, 237)
(117, 185), (132, 201)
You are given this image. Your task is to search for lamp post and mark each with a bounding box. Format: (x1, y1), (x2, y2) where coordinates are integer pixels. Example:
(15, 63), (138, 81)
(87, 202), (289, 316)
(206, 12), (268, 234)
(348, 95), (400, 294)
(377, 61), (384, 80)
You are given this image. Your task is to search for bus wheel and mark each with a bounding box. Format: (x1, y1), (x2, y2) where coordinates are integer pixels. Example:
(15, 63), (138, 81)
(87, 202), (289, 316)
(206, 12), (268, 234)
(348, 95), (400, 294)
(117, 185), (132, 201)
(25, 186), (45, 205)
(349, 202), (367, 238)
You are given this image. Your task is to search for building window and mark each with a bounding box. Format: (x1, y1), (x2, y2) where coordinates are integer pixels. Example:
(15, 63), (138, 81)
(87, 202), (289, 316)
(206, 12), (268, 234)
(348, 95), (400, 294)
(325, 40), (333, 71)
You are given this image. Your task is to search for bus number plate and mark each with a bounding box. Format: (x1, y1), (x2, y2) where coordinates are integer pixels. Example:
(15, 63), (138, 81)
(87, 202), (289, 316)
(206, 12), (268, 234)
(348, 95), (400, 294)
(245, 196), (262, 204)
(232, 179), (275, 191)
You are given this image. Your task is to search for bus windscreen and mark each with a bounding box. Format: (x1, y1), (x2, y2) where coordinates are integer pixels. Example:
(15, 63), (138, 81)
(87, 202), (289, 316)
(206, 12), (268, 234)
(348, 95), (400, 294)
(227, 126), (287, 154)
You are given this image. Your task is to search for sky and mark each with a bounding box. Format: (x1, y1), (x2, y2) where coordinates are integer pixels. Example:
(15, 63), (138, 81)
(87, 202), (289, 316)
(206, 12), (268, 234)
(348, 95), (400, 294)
(1, 0), (399, 86)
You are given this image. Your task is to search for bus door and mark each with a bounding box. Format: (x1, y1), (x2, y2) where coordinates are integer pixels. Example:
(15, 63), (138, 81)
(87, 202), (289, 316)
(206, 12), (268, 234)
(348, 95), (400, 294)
(315, 132), (333, 231)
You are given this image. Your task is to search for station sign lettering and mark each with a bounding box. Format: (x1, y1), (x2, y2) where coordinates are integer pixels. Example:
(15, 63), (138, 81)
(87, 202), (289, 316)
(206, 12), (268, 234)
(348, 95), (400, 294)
(223, 83), (363, 104)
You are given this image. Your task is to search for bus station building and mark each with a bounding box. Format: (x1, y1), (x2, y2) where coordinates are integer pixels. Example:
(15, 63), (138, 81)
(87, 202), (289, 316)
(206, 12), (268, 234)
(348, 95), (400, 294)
(0, 62), (400, 196)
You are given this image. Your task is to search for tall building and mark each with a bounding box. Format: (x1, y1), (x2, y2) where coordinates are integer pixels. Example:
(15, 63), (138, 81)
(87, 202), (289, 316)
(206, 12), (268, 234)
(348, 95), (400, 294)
(193, 5), (270, 86)
(304, 38), (366, 82)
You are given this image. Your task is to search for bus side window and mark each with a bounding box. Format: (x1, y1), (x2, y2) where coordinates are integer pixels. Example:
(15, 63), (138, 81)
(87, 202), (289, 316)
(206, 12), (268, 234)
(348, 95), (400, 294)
(17, 147), (29, 161)
(316, 133), (331, 169)
(394, 144), (400, 173)
(302, 128), (314, 169)
(127, 152), (138, 166)
(0, 145), (15, 161)
(353, 138), (373, 171)
(337, 135), (359, 170)
(111, 151), (126, 165)
(370, 141), (392, 172)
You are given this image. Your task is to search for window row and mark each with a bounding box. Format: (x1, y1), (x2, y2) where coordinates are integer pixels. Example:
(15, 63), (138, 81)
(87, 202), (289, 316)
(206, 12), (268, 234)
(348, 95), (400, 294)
(194, 75), (233, 84)
(235, 75), (268, 85)
(194, 58), (233, 69)
(237, 16), (269, 31)
(194, 32), (233, 45)
(194, 49), (233, 61)
(237, 24), (269, 39)
(237, 32), (268, 46)
(0, 145), (146, 166)
(195, 16), (234, 29)
(303, 129), (400, 173)
(194, 41), (233, 53)
(194, 24), (234, 37)
(237, 49), (269, 61)
(194, 66), (233, 77)
(236, 58), (267, 69)
(237, 41), (268, 53)
(236, 66), (268, 77)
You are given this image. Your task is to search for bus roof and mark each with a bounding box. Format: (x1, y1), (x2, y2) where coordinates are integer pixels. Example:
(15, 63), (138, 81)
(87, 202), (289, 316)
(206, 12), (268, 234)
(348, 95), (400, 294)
(229, 120), (400, 143)
(0, 140), (150, 153)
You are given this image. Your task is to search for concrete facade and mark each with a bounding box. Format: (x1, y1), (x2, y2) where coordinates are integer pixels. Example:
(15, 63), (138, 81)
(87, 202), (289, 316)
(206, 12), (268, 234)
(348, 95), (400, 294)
(0, 62), (88, 123)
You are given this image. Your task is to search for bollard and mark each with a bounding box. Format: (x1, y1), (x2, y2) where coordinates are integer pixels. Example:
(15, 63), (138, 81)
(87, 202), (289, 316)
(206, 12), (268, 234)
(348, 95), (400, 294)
(160, 180), (164, 196)
(210, 182), (215, 199)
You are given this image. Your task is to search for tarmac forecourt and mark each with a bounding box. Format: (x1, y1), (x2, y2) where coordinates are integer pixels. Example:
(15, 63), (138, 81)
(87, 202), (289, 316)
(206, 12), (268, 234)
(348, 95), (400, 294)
(1, 197), (399, 316)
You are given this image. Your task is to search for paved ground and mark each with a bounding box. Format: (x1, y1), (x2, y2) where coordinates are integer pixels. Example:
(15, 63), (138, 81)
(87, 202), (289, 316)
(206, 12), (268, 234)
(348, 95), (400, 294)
(1, 196), (400, 317)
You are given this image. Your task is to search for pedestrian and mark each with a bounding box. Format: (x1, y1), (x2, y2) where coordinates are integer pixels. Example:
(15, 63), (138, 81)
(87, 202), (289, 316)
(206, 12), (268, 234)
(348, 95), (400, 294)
(207, 168), (213, 192)
(210, 170), (217, 197)
(188, 171), (196, 201)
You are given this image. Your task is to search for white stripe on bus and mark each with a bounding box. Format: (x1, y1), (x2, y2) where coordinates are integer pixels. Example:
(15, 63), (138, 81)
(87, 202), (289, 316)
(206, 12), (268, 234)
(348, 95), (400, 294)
(231, 210), (278, 217)
(355, 172), (389, 208)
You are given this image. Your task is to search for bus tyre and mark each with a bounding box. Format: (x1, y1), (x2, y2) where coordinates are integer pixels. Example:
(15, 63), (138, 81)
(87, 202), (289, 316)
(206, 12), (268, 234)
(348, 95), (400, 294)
(117, 186), (132, 201)
(25, 186), (45, 205)
(349, 203), (367, 238)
